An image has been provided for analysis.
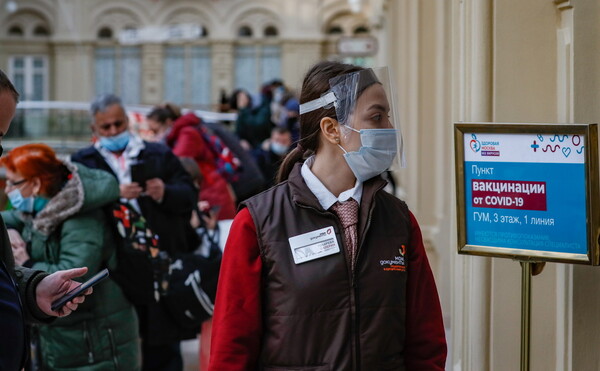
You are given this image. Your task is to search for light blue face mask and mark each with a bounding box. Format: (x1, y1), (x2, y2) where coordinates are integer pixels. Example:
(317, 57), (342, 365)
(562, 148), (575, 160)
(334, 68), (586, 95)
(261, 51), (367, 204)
(99, 130), (131, 152)
(338, 127), (398, 182)
(271, 141), (290, 156)
(7, 189), (48, 213)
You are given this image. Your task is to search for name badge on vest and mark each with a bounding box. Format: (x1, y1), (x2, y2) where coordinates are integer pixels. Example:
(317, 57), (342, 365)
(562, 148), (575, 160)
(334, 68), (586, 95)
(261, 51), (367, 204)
(288, 226), (340, 264)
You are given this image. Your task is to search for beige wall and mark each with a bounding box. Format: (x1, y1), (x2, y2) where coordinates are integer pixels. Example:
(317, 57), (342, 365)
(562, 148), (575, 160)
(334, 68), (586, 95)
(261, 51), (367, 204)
(570, 0), (600, 369)
(386, 1), (600, 369)
(491, 1), (559, 370)
(385, 0), (600, 370)
(0, 0), (373, 105)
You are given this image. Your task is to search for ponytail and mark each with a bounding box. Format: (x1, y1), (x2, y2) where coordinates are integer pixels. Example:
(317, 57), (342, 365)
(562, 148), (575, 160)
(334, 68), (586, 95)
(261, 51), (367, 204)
(276, 146), (305, 183)
(275, 61), (365, 184)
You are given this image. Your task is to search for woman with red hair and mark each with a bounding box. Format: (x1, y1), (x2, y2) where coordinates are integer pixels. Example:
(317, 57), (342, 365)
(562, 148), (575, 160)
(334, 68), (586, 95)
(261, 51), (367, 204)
(1, 143), (141, 370)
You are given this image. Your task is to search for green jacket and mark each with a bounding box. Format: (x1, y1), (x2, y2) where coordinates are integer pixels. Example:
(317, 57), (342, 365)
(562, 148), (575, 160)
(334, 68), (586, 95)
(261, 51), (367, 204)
(2, 161), (141, 371)
(235, 97), (273, 149)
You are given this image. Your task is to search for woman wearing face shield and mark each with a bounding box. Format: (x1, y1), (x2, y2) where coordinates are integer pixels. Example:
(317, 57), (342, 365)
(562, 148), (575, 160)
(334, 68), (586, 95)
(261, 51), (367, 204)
(209, 61), (447, 370)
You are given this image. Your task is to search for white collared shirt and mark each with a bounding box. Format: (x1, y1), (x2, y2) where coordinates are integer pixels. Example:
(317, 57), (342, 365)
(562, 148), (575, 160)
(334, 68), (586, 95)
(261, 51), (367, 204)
(95, 133), (145, 211)
(300, 155), (362, 210)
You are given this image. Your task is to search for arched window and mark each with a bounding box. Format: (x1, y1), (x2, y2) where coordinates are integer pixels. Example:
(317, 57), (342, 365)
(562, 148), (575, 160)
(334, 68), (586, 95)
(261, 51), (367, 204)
(327, 25), (344, 35)
(8, 25), (24, 37)
(354, 25), (370, 35)
(238, 25), (253, 38)
(200, 26), (209, 38)
(33, 25), (50, 37)
(97, 27), (113, 39)
(264, 25), (278, 37)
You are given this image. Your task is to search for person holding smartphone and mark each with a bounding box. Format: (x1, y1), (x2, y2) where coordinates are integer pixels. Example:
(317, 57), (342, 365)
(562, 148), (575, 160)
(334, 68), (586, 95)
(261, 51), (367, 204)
(0, 69), (95, 371)
(72, 95), (198, 371)
(1, 143), (141, 370)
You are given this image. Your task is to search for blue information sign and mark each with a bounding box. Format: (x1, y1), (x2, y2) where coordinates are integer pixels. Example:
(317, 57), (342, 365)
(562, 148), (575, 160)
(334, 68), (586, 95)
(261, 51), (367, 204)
(456, 124), (599, 264)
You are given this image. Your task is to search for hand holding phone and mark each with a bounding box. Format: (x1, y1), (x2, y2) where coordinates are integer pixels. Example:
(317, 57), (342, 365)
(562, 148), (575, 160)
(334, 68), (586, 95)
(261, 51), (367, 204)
(50, 268), (109, 312)
(130, 161), (147, 189)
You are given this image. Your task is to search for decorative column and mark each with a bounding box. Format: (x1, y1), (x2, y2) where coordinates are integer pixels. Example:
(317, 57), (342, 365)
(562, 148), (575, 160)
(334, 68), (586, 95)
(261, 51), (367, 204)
(554, 1), (573, 368)
(211, 41), (234, 105)
(450, 0), (493, 370)
(141, 43), (163, 105)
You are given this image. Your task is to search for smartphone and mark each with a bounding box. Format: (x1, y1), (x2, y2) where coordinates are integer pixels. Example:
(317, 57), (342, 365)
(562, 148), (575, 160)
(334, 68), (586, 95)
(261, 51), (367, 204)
(50, 268), (109, 312)
(130, 161), (146, 188)
(209, 205), (222, 215)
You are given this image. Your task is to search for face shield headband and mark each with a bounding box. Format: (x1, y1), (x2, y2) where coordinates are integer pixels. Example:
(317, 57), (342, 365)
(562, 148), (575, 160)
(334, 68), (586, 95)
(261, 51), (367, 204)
(299, 67), (405, 169)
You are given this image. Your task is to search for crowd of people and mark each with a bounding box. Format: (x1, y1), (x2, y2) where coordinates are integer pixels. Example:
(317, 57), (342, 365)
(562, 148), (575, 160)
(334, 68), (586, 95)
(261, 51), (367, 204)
(0, 60), (447, 371)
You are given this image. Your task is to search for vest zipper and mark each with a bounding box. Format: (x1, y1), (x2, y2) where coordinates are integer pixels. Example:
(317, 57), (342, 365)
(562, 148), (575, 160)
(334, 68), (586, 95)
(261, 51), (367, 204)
(352, 198), (376, 371)
(297, 202), (371, 370)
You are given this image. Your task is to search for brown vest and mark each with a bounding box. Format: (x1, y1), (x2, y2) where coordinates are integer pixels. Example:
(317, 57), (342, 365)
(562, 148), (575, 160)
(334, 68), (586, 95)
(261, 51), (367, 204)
(243, 164), (411, 371)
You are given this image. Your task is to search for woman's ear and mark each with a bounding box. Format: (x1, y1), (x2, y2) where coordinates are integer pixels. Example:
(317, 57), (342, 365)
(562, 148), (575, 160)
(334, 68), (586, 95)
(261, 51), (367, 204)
(320, 117), (341, 145)
(31, 177), (42, 196)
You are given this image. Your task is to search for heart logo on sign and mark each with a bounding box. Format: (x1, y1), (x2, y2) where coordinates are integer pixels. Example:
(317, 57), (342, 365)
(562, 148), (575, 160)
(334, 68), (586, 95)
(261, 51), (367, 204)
(562, 147), (571, 158)
(470, 140), (481, 153)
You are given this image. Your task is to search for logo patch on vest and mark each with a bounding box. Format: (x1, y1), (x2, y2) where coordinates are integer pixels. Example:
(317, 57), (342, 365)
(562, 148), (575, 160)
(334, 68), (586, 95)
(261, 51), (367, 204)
(288, 226), (341, 264)
(380, 245), (407, 272)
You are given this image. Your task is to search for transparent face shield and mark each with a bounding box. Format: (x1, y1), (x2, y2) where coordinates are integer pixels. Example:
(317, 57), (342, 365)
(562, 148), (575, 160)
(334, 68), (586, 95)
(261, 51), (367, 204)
(299, 67), (405, 170)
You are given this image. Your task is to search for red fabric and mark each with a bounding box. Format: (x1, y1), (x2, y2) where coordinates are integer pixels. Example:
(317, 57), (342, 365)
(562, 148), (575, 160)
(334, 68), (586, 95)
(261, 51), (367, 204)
(209, 208), (447, 371)
(209, 208), (262, 371)
(199, 319), (213, 371)
(166, 113), (236, 220)
(404, 212), (448, 370)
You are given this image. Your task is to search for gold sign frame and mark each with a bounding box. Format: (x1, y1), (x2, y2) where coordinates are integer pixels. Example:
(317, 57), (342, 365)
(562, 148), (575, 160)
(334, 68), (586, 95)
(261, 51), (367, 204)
(455, 123), (600, 265)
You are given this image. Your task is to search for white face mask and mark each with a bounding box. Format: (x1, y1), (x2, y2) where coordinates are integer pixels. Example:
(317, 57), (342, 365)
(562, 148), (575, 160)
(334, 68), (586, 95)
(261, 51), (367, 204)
(338, 127), (398, 182)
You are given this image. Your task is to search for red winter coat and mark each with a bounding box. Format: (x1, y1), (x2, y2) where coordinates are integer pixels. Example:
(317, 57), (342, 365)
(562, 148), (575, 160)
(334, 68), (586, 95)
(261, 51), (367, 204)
(166, 113), (236, 220)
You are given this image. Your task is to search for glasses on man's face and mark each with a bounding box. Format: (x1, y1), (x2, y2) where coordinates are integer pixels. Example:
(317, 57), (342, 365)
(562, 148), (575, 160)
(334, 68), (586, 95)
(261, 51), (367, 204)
(5, 178), (27, 189)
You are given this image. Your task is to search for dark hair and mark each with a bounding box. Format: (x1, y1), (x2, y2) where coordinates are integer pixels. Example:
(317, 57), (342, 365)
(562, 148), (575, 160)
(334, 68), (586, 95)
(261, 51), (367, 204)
(162, 102), (181, 120)
(0, 69), (19, 102)
(229, 89), (251, 110)
(276, 61), (364, 182)
(272, 126), (291, 135)
(146, 107), (171, 124)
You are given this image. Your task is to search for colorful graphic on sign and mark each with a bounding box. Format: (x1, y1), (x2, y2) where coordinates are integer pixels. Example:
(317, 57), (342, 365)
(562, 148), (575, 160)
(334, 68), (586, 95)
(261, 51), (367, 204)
(464, 133), (587, 255)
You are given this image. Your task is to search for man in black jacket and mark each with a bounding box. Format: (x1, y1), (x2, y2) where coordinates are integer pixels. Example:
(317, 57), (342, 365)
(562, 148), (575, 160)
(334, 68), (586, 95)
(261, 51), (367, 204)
(0, 69), (91, 371)
(71, 94), (198, 371)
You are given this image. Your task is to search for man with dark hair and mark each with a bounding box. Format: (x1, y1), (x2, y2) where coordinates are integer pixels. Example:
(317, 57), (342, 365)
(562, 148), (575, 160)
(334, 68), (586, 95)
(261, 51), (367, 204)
(0, 70), (92, 371)
(252, 126), (293, 188)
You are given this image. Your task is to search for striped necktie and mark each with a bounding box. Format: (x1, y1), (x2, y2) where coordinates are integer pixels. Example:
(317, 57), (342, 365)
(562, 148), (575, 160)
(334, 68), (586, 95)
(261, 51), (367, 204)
(330, 198), (359, 271)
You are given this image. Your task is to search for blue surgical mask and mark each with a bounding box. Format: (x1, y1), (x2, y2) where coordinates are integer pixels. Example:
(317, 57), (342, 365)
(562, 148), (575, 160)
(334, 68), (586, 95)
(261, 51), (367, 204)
(7, 189), (49, 213)
(99, 130), (131, 152)
(8, 188), (34, 213)
(271, 142), (289, 156)
(338, 128), (398, 182)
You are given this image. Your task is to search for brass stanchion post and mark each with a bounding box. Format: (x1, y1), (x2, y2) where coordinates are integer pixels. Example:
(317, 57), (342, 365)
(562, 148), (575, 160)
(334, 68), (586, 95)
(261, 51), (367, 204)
(520, 261), (531, 371)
